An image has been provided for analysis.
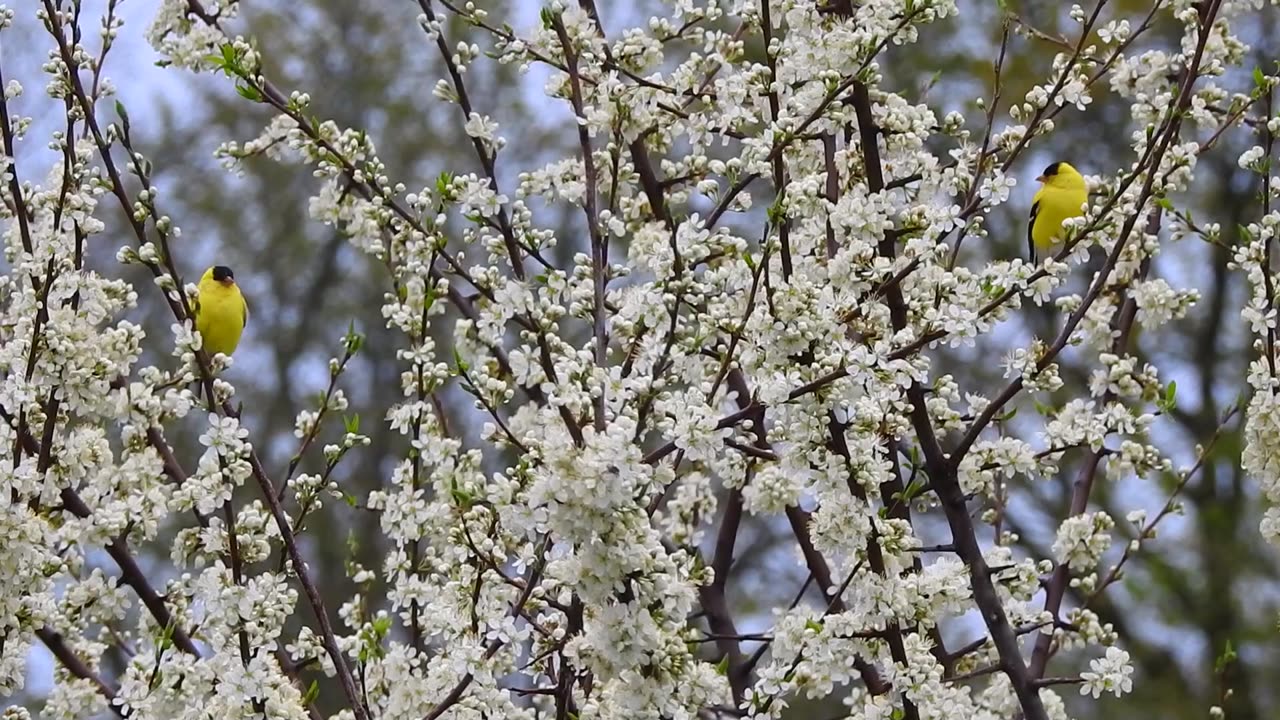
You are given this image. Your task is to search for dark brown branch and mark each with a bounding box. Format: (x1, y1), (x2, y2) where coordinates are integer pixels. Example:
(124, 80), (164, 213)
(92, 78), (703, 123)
(760, 0), (792, 278)
(36, 628), (125, 717)
(702, 489), (748, 702)
(1260, 82), (1277, 375)
(994, 0), (1112, 176)
(702, 9), (927, 231)
(54, 487), (201, 657)
(822, 133), (839, 259)
(0, 59), (33, 257)
(1032, 676), (1084, 689)
(423, 537), (551, 719)
(721, 368), (889, 695)
(724, 438), (778, 461)
(414, 0), (549, 276)
(753, 560), (871, 716)
(847, 76), (927, 720)
(279, 345), (357, 501)
(551, 13), (608, 433)
(642, 404), (761, 465)
(946, 23), (1010, 266)
(234, 431), (370, 720)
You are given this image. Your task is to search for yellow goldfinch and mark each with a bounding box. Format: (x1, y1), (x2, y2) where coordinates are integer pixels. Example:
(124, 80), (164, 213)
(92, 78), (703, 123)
(1028, 161), (1088, 263)
(194, 265), (248, 357)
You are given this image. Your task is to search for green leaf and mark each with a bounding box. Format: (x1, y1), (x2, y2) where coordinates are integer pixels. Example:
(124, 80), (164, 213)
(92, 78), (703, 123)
(344, 414), (361, 434)
(158, 620), (176, 650)
(303, 680), (320, 705)
(804, 619), (824, 633)
(1162, 380), (1178, 411)
(450, 482), (474, 509)
(235, 82), (263, 102)
(436, 171), (454, 195)
(921, 69), (943, 93)
(901, 476), (927, 501)
(1255, 66), (1267, 89)
(1215, 640), (1237, 673)
(114, 100), (130, 132)
(766, 196), (786, 225)
(715, 654), (730, 675)
(344, 321), (365, 354)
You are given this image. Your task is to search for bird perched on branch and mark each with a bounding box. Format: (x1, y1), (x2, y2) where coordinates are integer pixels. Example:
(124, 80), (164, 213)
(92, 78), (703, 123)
(1028, 161), (1088, 263)
(194, 265), (248, 358)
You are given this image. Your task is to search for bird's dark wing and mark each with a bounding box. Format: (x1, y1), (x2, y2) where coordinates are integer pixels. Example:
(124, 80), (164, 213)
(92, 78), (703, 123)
(1027, 200), (1040, 264)
(191, 294), (202, 322)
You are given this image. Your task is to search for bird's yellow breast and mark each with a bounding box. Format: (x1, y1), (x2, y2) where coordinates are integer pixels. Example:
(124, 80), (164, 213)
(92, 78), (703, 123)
(195, 282), (247, 357)
(1031, 183), (1089, 249)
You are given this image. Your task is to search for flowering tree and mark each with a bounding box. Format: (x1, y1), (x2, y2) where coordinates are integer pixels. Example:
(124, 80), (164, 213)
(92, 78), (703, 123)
(3, 0), (1279, 718)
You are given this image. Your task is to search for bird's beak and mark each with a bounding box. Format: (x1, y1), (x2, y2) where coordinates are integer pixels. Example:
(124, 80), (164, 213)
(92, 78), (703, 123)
(1035, 175), (1046, 183)
(220, 278), (236, 287)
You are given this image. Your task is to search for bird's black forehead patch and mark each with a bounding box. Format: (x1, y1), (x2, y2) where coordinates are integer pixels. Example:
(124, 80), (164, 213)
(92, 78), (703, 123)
(1042, 162), (1062, 177)
(212, 265), (234, 281)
